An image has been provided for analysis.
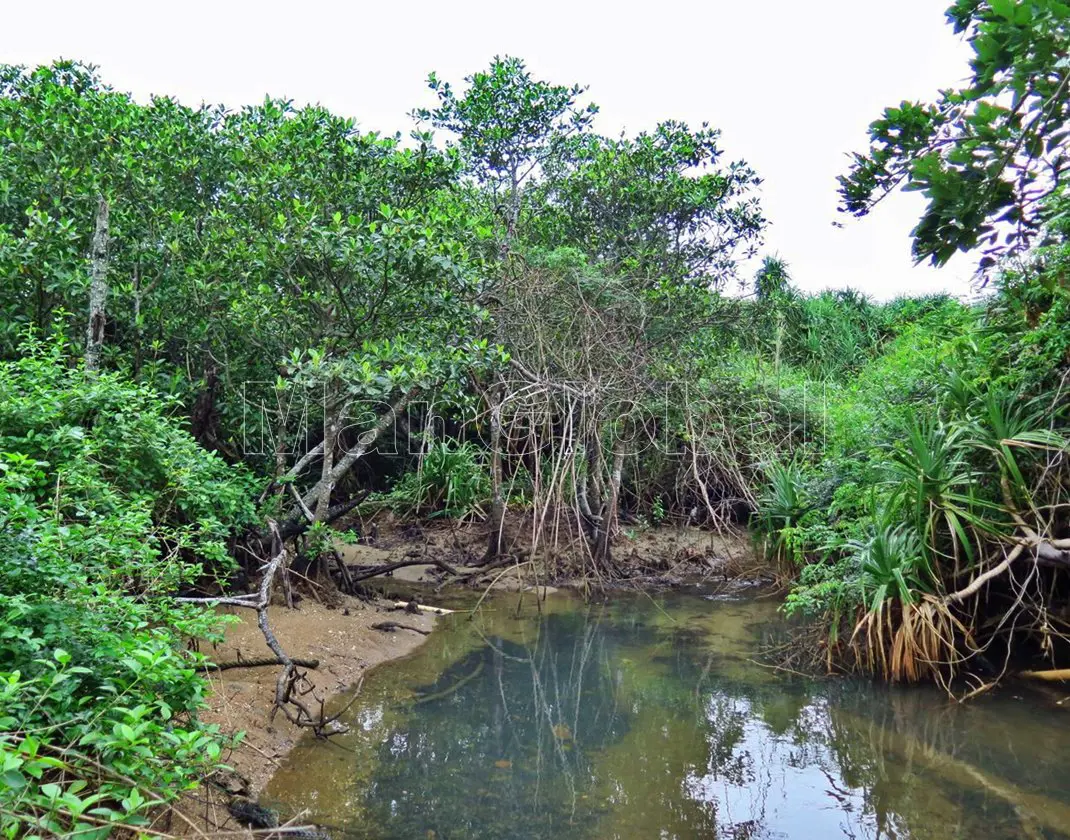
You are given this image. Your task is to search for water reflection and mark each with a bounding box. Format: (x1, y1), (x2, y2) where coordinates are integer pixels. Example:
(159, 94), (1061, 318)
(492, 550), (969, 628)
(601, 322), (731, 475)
(266, 593), (1070, 840)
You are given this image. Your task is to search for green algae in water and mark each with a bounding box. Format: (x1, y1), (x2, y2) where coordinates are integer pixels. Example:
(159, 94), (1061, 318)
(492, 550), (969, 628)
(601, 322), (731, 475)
(265, 592), (1070, 839)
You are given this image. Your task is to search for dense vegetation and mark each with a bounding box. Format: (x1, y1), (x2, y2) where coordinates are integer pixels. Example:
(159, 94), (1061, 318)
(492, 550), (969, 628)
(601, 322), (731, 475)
(1, 0), (1069, 834)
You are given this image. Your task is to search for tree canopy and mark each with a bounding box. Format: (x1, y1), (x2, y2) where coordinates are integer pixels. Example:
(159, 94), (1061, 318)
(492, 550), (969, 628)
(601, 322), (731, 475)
(2, 40), (1070, 837)
(839, 0), (1070, 267)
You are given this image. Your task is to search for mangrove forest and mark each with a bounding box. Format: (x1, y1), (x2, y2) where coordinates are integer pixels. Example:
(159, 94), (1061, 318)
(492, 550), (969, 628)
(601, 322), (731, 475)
(2, 1), (1070, 837)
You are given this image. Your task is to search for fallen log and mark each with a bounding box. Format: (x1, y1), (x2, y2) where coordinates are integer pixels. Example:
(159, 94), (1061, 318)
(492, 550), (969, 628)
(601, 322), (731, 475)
(446, 554), (516, 587)
(390, 600), (455, 615)
(200, 656), (320, 672)
(347, 556), (458, 583)
(1019, 668), (1070, 682)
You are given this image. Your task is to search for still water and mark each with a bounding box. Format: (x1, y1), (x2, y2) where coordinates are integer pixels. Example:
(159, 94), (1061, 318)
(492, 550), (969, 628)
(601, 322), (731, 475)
(265, 591), (1070, 839)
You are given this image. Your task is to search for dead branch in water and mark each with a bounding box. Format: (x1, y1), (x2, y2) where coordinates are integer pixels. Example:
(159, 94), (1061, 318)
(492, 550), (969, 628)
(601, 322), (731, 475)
(1019, 668), (1070, 682)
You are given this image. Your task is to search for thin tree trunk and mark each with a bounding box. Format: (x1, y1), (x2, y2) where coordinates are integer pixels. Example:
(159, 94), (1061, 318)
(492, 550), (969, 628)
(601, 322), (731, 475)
(314, 389), (342, 522)
(499, 167), (520, 259)
(85, 197), (110, 373)
(300, 390), (413, 511)
(485, 383), (506, 562)
(130, 262), (159, 381)
(311, 388), (347, 580)
(586, 425), (606, 518)
(594, 441), (625, 572)
(131, 264), (142, 379)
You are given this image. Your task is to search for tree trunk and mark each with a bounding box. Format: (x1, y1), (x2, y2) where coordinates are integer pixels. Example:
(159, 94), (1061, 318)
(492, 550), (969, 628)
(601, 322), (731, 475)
(484, 383), (506, 562)
(132, 264), (142, 378)
(300, 390), (413, 512)
(314, 389), (342, 522)
(85, 197), (110, 373)
(499, 166), (520, 259)
(189, 366), (219, 446)
(310, 389), (348, 580)
(594, 442), (625, 573)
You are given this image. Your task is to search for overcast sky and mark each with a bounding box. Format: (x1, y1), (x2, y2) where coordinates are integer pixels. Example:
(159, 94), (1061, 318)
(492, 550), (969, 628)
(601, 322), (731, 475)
(6, 0), (976, 299)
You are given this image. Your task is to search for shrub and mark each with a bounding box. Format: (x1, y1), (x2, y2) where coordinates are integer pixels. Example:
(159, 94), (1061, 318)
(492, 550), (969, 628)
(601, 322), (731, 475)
(0, 338), (255, 837)
(388, 439), (491, 519)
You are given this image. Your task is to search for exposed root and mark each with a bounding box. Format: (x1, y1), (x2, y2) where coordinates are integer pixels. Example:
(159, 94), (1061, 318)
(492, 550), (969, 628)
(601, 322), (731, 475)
(849, 595), (976, 689)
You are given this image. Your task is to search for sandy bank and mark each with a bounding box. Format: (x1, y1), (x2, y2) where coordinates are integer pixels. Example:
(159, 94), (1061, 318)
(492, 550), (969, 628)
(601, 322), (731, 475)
(196, 595), (437, 798)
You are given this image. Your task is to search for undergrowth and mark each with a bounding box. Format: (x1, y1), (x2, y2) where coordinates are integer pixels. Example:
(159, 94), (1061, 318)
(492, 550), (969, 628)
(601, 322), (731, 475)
(0, 338), (256, 837)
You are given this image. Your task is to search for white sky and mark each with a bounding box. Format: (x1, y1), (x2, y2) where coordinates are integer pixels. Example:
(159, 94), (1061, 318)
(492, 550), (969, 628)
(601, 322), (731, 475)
(6, 0), (976, 300)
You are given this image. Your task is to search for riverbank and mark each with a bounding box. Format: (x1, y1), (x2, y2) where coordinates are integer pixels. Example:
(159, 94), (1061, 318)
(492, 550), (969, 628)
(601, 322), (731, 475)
(193, 596), (439, 803)
(173, 523), (760, 834)
(337, 515), (762, 590)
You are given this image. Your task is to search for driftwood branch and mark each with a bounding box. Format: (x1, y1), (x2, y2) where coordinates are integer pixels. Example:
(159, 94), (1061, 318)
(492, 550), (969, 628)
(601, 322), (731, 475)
(1019, 668), (1070, 682)
(177, 520), (344, 736)
(443, 555), (516, 588)
(390, 600), (455, 614)
(347, 557), (458, 583)
(200, 656), (320, 672)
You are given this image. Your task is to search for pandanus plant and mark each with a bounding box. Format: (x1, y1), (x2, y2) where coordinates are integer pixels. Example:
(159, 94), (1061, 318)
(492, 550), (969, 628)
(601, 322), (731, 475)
(964, 387), (1067, 512)
(394, 439), (491, 519)
(756, 460), (810, 570)
(884, 417), (988, 579)
(849, 512), (968, 685)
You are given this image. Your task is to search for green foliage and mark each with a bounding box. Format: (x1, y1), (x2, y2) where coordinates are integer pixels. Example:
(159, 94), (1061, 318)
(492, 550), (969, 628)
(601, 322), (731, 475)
(535, 122), (764, 285)
(783, 554), (863, 620)
(750, 235), (1068, 680)
(754, 256), (793, 303)
(0, 61), (224, 361)
(884, 418), (981, 569)
(388, 439), (491, 519)
(0, 340), (252, 836)
(0, 60), (488, 471)
(839, 0), (1070, 265)
(417, 55), (598, 195)
(651, 496), (667, 526)
(756, 461), (810, 566)
(852, 519), (930, 612)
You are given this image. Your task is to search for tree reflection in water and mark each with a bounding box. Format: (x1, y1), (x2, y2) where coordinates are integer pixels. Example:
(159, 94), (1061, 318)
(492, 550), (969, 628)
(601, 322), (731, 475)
(266, 594), (1070, 840)
(361, 609), (627, 838)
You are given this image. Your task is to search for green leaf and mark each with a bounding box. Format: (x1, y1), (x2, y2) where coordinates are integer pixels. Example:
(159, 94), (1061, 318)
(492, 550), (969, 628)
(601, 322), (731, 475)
(989, 0), (1015, 20)
(1, 770), (27, 791)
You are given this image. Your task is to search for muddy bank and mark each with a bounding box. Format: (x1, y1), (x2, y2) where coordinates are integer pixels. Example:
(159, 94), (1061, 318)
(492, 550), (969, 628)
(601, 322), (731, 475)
(338, 517), (761, 590)
(194, 595), (438, 801)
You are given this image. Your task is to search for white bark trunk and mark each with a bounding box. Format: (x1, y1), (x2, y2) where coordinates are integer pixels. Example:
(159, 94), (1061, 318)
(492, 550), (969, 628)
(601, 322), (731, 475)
(85, 197), (110, 373)
(485, 384), (505, 560)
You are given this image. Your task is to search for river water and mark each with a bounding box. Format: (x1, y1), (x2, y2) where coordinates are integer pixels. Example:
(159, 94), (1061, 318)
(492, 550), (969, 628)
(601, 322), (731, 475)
(264, 590), (1070, 839)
